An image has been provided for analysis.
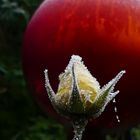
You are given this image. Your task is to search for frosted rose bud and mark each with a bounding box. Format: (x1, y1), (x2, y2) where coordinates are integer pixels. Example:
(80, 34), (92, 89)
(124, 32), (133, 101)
(44, 55), (125, 119)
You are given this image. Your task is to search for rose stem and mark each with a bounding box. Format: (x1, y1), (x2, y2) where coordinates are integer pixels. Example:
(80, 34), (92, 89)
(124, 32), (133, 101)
(72, 119), (88, 140)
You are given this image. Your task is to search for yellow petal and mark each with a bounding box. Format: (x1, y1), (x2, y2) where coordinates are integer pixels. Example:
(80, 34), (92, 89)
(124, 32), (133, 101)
(73, 57), (100, 108)
(56, 55), (100, 109)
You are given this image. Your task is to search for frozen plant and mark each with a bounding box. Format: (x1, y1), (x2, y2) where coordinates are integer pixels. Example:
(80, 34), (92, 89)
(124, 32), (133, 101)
(44, 55), (126, 140)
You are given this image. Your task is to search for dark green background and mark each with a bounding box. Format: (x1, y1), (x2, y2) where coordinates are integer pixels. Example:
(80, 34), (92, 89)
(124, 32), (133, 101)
(0, 0), (140, 140)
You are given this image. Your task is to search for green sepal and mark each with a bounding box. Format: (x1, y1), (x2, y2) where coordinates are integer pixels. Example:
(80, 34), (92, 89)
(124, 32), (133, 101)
(68, 64), (85, 114)
(86, 88), (111, 118)
(87, 70), (125, 118)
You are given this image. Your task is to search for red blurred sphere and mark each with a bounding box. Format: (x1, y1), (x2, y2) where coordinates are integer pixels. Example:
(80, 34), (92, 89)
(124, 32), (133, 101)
(23, 0), (140, 128)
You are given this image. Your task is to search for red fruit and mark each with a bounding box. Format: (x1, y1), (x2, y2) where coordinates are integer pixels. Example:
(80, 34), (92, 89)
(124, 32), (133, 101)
(23, 0), (140, 128)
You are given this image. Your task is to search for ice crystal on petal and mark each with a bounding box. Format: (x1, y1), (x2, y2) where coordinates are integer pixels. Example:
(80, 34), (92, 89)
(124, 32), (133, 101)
(66, 55), (100, 92)
(65, 55), (82, 73)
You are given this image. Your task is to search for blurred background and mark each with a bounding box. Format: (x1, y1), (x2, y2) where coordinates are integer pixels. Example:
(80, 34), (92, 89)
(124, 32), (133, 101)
(0, 0), (140, 140)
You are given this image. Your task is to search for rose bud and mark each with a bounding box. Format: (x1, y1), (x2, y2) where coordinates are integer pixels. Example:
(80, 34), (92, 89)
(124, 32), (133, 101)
(44, 55), (125, 120)
(44, 55), (125, 140)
